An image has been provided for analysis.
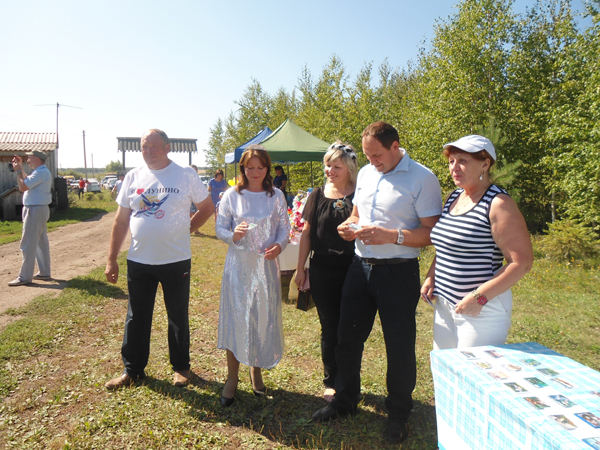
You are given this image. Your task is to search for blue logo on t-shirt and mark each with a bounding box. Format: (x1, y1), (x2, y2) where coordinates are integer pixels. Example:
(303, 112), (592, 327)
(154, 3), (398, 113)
(134, 193), (170, 218)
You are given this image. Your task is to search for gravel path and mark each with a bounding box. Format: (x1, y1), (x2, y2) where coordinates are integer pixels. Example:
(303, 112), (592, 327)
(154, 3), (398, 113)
(0, 211), (130, 327)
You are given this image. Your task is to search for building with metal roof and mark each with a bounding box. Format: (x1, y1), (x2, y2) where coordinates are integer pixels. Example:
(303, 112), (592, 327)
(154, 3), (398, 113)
(117, 137), (198, 168)
(0, 132), (58, 220)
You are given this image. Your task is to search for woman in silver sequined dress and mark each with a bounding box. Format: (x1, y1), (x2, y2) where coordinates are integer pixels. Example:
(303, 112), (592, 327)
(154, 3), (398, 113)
(215, 145), (290, 407)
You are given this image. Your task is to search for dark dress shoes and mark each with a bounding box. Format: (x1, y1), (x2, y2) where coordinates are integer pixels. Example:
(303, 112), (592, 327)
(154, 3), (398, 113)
(249, 368), (267, 397)
(220, 395), (235, 407)
(252, 386), (267, 397)
(311, 405), (350, 423)
(384, 418), (408, 444)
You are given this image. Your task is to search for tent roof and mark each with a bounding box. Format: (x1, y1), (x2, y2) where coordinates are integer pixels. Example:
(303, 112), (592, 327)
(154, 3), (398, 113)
(260, 119), (328, 162)
(225, 126), (272, 164)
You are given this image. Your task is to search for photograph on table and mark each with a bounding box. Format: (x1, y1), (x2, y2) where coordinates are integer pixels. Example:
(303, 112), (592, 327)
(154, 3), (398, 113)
(582, 437), (600, 449)
(548, 394), (576, 408)
(537, 368), (559, 376)
(523, 397), (550, 410)
(502, 363), (522, 372)
(521, 358), (541, 366)
(505, 382), (527, 393)
(474, 361), (492, 370)
(461, 351), (477, 359)
(524, 377), (549, 388)
(549, 414), (578, 430)
(575, 412), (600, 429)
(551, 377), (575, 389)
(485, 350), (503, 358)
(488, 370), (509, 380)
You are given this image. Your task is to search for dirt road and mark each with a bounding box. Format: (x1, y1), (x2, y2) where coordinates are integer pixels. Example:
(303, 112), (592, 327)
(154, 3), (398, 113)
(0, 211), (130, 327)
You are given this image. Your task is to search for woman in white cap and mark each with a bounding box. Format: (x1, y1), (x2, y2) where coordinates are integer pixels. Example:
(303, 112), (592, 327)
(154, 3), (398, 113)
(420, 135), (533, 349)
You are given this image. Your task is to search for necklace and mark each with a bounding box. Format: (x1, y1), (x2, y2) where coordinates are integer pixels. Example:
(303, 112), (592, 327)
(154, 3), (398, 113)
(451, 186), (490, 215)
(452, 198), (475, 215)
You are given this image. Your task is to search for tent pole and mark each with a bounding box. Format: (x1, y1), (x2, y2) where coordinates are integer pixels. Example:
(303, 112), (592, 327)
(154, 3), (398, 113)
(310, 162), (314, 187)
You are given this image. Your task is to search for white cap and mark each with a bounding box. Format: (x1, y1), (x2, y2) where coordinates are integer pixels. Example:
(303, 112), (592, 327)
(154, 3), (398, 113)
(443, 135), (496, 161)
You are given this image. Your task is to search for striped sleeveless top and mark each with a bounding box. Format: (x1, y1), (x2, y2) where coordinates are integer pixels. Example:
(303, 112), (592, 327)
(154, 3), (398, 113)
(430, 184), (508, 305)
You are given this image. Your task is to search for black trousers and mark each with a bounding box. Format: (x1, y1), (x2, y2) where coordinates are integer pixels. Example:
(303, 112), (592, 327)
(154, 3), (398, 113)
(309, 253), (354, 388)
(332, 256), (420, 421)
(121, 259), (191, 377)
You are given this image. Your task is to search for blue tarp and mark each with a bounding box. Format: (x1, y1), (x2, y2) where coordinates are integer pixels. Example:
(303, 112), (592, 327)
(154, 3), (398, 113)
(224, 126), (272, 163)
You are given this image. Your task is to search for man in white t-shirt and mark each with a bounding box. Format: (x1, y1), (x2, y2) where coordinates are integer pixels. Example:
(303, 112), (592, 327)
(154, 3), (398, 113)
(111, 173), (125, 196)
(104, 129), (214, 389)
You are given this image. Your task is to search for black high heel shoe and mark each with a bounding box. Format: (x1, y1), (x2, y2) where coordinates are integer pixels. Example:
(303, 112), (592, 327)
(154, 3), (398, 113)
(249, 368), (267, 397)
(220, 380), (237, 407)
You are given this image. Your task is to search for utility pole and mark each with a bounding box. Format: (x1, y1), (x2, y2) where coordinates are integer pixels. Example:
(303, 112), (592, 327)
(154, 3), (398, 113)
(83, 130), (88, 180)
(35, 102), (82, 169)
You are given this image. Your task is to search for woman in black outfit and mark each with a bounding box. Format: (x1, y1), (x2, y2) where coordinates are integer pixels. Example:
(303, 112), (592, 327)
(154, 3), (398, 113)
(295, 141), (358, 402)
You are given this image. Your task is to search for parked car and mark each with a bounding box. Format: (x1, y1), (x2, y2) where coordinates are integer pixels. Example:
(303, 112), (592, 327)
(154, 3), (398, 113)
(107, 178), (118, 190)
(101, 176), (117, 189)
(84, 179), (102, 193)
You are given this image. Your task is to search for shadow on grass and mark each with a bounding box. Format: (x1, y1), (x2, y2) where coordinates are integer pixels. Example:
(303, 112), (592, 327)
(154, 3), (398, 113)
(191, 233), (219, 241)
(49, 208), (109, 223)
(145, 372), (436, 449)
(67, 276), (126, 298)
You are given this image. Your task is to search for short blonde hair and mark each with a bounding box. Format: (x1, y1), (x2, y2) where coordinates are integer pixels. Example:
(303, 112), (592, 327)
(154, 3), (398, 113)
(323, 141), (358, 186)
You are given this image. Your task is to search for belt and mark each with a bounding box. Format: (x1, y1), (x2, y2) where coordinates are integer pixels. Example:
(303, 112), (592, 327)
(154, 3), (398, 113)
(359, 256), (416, 265)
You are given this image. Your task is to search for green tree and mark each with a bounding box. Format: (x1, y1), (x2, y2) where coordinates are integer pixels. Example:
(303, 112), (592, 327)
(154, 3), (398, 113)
(546, 0), (600, 231)
(506, 0), (579, 229)
(406, 0), (516, 192)
(204, 118), (228, 171)
(105, 161), (123, 173)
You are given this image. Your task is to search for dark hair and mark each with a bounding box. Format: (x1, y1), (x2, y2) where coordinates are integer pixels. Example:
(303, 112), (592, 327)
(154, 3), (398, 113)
(143, 128), (169, 145)
(443, 146), (496, 170)
(362, 121), (400, 150)
(214, 169), (224, 178)
(274, 165), (284, 172)
(237, 146), (275, 196)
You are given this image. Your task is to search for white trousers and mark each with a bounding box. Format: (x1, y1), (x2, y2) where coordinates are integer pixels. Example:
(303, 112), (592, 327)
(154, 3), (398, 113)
(433, 290), (512, 350)
(18, 205), (51, 281)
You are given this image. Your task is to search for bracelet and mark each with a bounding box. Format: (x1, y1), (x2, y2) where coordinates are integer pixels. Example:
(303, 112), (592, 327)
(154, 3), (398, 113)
(16, 170), (22, 173)
(471, 289), (488, 306)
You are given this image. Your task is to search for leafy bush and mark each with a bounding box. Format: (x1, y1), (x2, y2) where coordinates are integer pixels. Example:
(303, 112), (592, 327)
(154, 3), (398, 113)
(538, 219), (600, 262)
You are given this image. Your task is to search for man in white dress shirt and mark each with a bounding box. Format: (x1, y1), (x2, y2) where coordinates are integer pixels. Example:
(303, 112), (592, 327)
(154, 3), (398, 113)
(311, 122), (442, 444)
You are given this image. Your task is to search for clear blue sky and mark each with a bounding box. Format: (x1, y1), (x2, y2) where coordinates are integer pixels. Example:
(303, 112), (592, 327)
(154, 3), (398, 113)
(0, 0), (590, 170)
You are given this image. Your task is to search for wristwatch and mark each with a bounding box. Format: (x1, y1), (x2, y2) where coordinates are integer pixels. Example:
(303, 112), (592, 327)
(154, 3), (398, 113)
(395, 229), (405, 245)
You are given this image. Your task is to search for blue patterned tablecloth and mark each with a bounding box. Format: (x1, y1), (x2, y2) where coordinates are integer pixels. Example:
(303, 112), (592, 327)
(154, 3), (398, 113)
(431, 343), (600, 450)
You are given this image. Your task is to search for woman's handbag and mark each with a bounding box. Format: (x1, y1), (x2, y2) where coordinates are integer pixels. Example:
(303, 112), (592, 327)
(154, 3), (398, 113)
(295, 268), (314, 311)
(289, 267), (314, 311)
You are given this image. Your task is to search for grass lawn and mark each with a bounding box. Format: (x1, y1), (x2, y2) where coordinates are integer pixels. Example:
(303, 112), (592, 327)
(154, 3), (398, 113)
(0, 221), (598, 449)
(0, 192), (118, 245)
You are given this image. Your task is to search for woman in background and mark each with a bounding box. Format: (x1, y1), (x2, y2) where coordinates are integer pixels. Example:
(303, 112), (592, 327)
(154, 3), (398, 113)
(295, 142), (358, 402)
(208, 169), (228, 211)
(215, 145), (290, 406)
(273, 165), (288, 201)
(421, 135), (533, 349)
